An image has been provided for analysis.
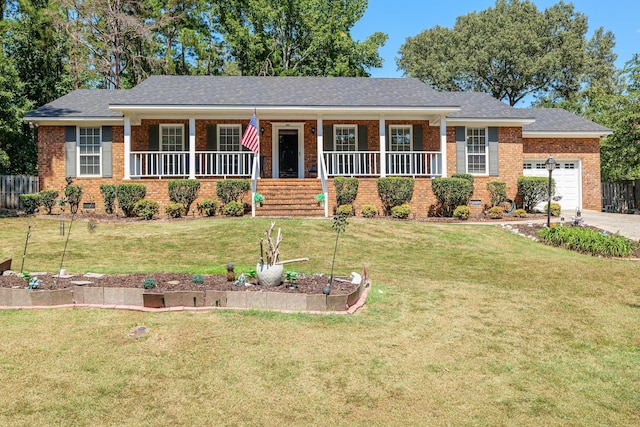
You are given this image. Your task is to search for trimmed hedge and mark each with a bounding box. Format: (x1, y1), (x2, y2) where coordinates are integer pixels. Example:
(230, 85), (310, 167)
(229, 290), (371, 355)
(431, 177), (474, 217)
(377, 177), (414, 215)
(336, 204), (353, 217)
(360, 204), (377, 218)
(486, 181), (507, 207)
(117, 184), (147, 217)
(197, 199), (218, 217)
(216, 180), (250, 204)
(453, 205), (470, 220)
(538, 226), (638, 258)
(168, 179), (200, 213)
(518, 176), (554, 212)
(222, 201), (245, 216)
(334, 177), (359, 206)
(19, 193), (40, 215)
(165, 202), (184, 218)
(544, 202), (562, 217)
(391, 203), (411, 219)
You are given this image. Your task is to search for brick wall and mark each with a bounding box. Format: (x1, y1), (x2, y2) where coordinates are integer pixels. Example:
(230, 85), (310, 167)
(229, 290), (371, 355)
(523, 137), (601, 210)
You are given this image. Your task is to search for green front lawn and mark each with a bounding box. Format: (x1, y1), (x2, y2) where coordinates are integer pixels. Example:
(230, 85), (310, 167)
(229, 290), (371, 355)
(0, 217), (639, 426)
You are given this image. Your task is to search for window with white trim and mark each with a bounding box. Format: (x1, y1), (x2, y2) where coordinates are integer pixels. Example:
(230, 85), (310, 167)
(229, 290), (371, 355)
(389, 126), (412, 151)
(466, 128), (487, 174)
(334, 125), (357, 151)
(79, 127), (101, 176)
(160, 124), (184, 151)
(219, 125), (241, 151)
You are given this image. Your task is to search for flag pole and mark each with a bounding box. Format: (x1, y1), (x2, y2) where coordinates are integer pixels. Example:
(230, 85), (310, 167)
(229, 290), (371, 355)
(252, 110), (259, 218)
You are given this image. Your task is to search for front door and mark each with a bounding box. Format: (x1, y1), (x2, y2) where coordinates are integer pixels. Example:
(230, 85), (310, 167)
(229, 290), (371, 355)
(278, 131), (298, 178)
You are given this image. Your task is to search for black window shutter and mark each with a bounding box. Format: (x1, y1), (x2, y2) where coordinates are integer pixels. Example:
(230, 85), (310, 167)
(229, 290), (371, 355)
(206, 125), (217, 151)
(488, 127), (499, 176)
(101, 126), (112, 178)
(455, 126), (466, 174)
(412, 125), (423, 151)
(184, 123), (189, 151)
(65, 126), (76, 178)
(357, 125), (368, 151)
(323, 125), (333, 151)
(148, 124), (159, 151)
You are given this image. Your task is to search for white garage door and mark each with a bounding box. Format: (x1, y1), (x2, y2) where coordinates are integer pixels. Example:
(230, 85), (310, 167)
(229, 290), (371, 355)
(523, 160), (581, 212)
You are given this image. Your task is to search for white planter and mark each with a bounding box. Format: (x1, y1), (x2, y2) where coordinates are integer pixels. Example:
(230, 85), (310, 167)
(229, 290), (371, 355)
(256, 263), (284, 287)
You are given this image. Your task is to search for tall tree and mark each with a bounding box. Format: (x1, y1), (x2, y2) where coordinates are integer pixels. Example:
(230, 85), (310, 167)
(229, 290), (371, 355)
(397, 0), (593, 106)
(213, 0), (387, 76)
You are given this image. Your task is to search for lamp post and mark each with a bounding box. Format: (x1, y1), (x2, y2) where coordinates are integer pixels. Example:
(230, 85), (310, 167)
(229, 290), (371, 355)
(545, 156), (557, 227)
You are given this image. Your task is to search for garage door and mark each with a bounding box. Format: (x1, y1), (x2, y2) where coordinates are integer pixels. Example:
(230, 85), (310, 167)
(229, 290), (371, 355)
(523, 160), (581, 212)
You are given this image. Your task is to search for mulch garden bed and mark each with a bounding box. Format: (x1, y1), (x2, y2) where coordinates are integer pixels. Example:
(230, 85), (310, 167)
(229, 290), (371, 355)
(0, 272), (359, 295)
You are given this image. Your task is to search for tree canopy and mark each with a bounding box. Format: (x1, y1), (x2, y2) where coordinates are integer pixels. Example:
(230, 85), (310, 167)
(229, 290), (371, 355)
(0, 0), (387, 174)
(397, 0), (607, 107)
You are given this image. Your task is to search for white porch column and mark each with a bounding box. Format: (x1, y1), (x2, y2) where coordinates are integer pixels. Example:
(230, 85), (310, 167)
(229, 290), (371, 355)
(124, 117), (131, 180)
(379, 118), (386, 177)
(440, 117), (448, 177)
(316, 118), (323, 176)
(189, 118), (196, 179)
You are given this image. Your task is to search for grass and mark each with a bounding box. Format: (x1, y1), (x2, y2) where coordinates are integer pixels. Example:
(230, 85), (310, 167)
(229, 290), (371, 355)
(1, 216), (639, 426)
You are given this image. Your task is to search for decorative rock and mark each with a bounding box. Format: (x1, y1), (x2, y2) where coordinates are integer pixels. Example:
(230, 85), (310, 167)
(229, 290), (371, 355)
(2, 270), (17, 276)
(84, 272), (104, 278)
(70, 281), (93, 286)
(166, 280), (180, 285)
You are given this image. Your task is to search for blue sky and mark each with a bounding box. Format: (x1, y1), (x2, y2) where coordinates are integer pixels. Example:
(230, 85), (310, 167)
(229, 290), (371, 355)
(352, 0), (639, 78)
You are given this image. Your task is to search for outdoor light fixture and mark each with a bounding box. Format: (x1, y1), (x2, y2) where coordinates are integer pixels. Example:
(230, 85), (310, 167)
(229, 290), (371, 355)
(260, 127), (265, 134)
(311, 127), (316, 135)
(545, 156), (557, 227)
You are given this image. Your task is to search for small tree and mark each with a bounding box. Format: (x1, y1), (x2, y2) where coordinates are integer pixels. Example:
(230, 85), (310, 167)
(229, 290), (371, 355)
(486, 181), (507, 207)
(100, 184), (117, 214)
(168, 179), (201, 213)
(65, 185), (83, 214)
(517, 176), (555, 212)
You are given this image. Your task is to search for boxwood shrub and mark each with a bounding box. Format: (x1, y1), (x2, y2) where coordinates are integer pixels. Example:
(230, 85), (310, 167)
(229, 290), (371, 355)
(168, 179), (200, 213)
(222, 201), (244, 216)
(197, 199), (218, 216)
(391, 203), (411, 219)
(544, 202), (562, 217)
(216, 180), (250, 204)
(39, 190), (59, 214)
(19, 193), (40, 215)
(487, 206), (504, 219)
(431, 177), (474, 217)
(517, 176), (554, 212)
(117, 184), (147, 217)
(453, 205), (470, 220)
(376, 177), (415, 215)
(165, 202), (184, 218)
(336, 204), (353, 217)
(538, 226), (638, 258)
(134, 199), (159, 220)
(360, 204), (377, 218)
(334, 177), (359, 206)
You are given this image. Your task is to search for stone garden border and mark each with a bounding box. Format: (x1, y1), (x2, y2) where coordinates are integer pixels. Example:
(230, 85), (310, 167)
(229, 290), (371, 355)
(0, 274), (370, 315)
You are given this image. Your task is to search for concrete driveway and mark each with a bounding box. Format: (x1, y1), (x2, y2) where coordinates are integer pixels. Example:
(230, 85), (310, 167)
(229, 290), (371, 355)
(580, 210), (640, 241)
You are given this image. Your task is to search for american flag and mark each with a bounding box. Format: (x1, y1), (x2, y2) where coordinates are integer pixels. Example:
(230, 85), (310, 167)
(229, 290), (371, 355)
(240, 112), (259, 153)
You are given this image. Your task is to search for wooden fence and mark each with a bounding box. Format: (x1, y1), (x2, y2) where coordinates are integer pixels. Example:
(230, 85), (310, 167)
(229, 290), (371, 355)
(0, 175), (39, 209)
(601, 180), (639, 213)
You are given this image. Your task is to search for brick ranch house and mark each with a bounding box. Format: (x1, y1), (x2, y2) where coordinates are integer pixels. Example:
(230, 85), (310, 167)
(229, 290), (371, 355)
(25, 76), (611, 218)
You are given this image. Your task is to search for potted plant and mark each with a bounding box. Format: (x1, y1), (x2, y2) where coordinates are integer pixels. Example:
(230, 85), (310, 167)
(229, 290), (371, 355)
(257, 222), (284, 286)
(254, 193), (265, 207)
(316, 193), (326, 207)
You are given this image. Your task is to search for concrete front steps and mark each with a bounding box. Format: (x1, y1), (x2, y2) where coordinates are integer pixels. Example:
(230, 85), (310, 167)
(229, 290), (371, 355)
(255, 178), (325, 217)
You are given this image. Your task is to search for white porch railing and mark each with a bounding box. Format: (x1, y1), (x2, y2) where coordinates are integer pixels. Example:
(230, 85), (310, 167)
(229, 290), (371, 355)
(324, 151), (442, 177)
(129, 151), (254, 178)
(386, 151), (442, 177)
(323, 151), (381, 176)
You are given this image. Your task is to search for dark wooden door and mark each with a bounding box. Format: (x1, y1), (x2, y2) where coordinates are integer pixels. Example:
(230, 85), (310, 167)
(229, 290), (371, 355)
(279, 133), (298, 178)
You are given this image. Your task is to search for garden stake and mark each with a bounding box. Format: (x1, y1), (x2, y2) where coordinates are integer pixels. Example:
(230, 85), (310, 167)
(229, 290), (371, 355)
(20, 223), (32, 274)
(326, 213), (348, 295)
(54, 212), (75, 286)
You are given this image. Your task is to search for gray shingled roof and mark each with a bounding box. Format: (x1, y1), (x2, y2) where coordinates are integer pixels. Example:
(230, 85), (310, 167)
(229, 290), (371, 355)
(521, 108), (611, 133)
(114, 75), (457, 108)
(446, 92), (534, 120)
(25, 89), (123, 118)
